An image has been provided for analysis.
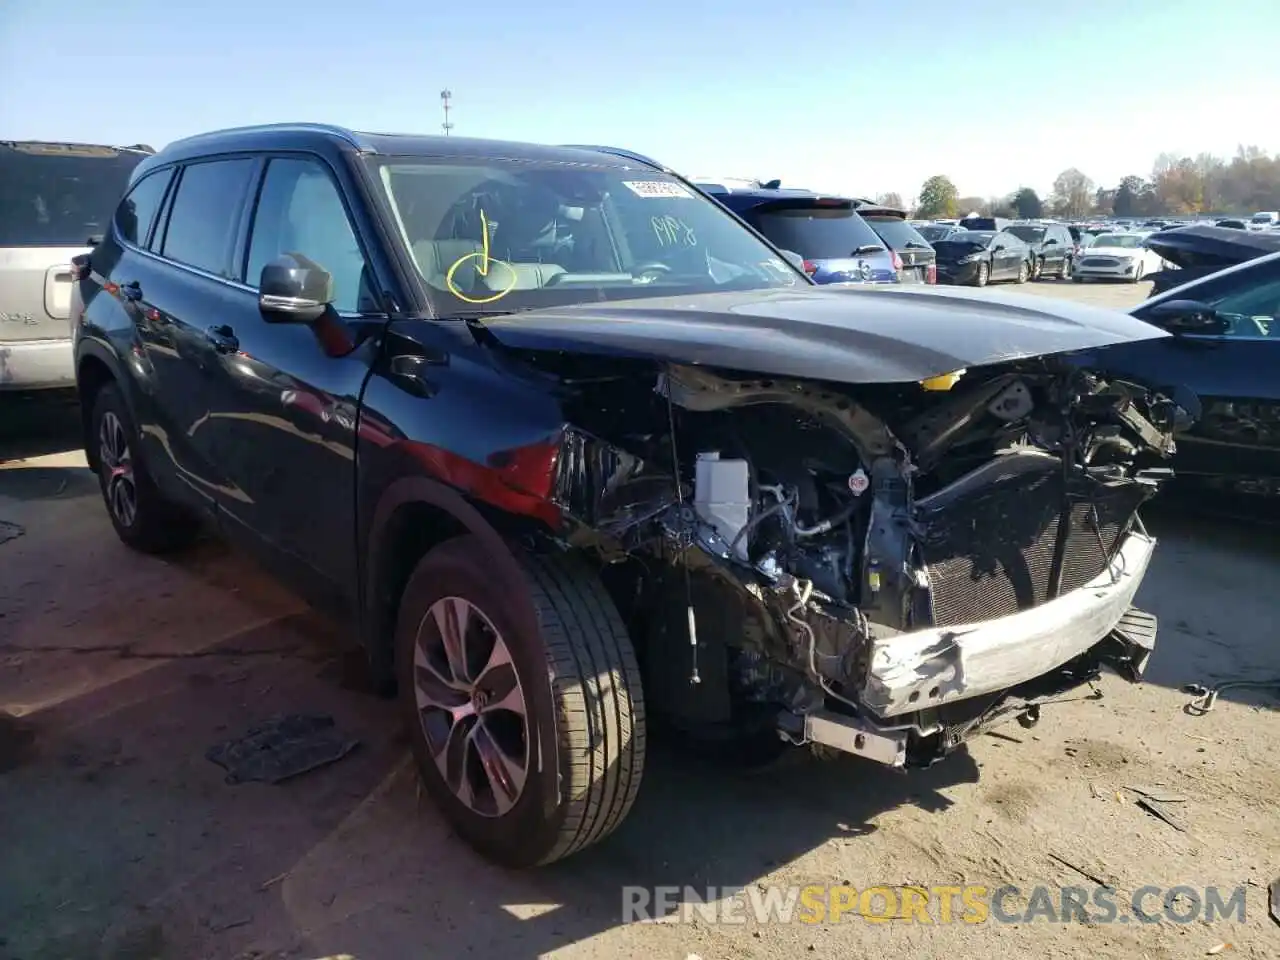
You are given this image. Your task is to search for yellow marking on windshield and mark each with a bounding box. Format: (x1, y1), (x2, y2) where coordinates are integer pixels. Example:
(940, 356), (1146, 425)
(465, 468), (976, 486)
(445, 209), (518, 304)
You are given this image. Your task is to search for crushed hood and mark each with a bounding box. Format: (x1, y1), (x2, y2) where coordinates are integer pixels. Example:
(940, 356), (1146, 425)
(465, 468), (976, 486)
(475, 286), (1170, 384)
(1145, 224), (1280, 269)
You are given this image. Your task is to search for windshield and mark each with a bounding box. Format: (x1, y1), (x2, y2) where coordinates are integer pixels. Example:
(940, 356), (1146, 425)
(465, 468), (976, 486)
(862, 215), (932, 249)
(1251, 214), (1274, 223)
(369, 157), (804, 316)
(917, 224), (954, 242)
(1092, 233), (1145, 248)
(959, 217), (999, 231)
(1005, 225), (1046, 243)
(0, 145), (145, 246)
(748, 204), (885, 260)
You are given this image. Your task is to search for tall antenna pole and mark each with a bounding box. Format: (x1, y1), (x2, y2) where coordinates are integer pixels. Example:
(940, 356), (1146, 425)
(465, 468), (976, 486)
(440, 89), (454, 136)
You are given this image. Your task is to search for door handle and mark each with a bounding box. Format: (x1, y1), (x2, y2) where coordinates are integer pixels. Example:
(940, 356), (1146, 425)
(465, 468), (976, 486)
(120, 280), (143, 302)
(205, 324), (240, 354)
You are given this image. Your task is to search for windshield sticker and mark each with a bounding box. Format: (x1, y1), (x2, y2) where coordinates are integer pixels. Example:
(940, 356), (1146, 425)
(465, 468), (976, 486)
(445, 209), (518, 304)
(651, 215), (697, 248)
(623, 180), (693, 199)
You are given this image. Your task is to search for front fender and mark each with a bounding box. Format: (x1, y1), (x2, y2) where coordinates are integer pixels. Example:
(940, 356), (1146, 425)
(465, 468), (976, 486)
(363, 473), (536, 634)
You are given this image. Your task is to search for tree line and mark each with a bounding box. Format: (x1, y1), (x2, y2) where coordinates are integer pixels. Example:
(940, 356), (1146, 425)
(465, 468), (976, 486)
(873, 145), (1280, 221)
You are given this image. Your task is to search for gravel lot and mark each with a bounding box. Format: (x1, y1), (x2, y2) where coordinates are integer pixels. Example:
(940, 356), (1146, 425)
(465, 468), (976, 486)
(3, 279), (1277, 960)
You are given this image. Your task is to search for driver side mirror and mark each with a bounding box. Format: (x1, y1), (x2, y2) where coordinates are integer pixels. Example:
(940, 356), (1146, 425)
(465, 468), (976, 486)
(1044, 238), (1058, 246)
(1145, 298), (1231, 336)
(779, 249), (806, 271)
(259, 253), (333, 324)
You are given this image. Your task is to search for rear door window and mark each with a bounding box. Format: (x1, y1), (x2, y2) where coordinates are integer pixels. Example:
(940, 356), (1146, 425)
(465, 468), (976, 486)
(0, 143), (145, 247)
(160, 158), (257, 277)
(114, 168), (174, 247)
(748, 204), (883, 259)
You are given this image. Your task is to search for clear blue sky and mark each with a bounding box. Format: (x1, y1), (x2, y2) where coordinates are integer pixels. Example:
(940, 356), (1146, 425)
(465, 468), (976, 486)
(3, 0), (1277, 203)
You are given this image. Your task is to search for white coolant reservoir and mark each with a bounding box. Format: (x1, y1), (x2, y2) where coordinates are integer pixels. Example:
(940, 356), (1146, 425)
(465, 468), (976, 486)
(693, 451), (752, 560)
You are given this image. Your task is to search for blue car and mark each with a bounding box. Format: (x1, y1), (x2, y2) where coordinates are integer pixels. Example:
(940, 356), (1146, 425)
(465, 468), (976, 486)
(695, 182), (902, 285)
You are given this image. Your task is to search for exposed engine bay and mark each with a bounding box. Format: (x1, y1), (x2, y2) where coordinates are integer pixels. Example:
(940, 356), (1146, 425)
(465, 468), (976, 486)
(542, 355), (1184, 768)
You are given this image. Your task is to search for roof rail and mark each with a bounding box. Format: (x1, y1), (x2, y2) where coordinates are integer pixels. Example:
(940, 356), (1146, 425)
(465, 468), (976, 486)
(560, 144), (667, 170)
(689, 175), (763, 189)
(164, 122), (365, 152)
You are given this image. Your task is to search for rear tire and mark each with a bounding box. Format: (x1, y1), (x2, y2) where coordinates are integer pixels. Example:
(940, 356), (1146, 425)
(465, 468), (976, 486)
(395, 536), (646, 867)
(1016, 260), (1029, 284)
(1031, 256), (1044, 280)
(975, 262), (990, 287)
(90, 383), (201, 553)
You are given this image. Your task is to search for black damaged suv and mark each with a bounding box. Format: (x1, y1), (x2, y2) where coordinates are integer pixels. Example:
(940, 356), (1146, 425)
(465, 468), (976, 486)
(73, 123), (1181, 867)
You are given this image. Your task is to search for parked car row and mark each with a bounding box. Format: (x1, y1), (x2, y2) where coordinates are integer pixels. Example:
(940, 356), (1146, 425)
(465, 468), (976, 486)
(909, 215), (1181, 287)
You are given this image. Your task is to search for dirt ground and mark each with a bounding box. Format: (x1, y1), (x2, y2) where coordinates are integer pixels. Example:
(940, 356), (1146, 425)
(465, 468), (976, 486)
(2, 279), (1278, 960)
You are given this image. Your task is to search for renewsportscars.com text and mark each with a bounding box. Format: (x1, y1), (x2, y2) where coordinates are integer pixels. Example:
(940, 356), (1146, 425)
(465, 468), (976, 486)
(622, 884), (1249, 925)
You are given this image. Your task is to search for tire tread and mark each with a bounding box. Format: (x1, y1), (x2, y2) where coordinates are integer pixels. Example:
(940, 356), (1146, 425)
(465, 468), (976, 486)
(521, 550), (646, 863)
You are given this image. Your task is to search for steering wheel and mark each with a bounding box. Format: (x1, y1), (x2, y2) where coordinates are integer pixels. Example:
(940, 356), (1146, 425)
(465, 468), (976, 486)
(632, 261), (672, 282)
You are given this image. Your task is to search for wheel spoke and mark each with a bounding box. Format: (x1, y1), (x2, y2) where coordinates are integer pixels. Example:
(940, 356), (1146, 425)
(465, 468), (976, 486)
(99, 418), (117, 469)
(431, 597), (472, 684)
(414, 662), (470, 707)
(470, 719), (527, 815)
(439, 712), (475, 790)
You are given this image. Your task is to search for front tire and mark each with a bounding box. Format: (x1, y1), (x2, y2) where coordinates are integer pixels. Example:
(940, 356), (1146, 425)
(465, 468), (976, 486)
(1031, 256), (1044, 280)
(90, 383), (200, 553)
(1016, 260), (1030, 284)
(395, 536), (646, 867)
(1060, 256), (1072, 280)
(974, 262), (990, 287)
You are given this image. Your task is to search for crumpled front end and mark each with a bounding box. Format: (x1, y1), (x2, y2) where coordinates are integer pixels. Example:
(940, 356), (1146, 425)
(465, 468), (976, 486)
(527, 354), (1186, 768)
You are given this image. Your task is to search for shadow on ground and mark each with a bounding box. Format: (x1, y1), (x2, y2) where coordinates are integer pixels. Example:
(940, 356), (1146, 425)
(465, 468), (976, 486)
(0, 464), (100, 501)
(0, 614), (980, 960)
(0, 390), (82, 464)
(1133, 501), (1280, 711)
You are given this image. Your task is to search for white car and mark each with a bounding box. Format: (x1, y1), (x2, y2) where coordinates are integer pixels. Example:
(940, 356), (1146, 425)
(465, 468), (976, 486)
(1247, 211), (1278, 231)
(1072, 232), (1166, 283)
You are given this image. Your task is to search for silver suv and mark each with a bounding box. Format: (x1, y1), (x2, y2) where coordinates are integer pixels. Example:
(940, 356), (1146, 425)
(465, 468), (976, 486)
(1, 140), (151, 390)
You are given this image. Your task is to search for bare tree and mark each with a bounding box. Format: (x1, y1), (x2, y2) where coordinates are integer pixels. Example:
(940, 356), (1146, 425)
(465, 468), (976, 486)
(1050, 168), (1095, 218)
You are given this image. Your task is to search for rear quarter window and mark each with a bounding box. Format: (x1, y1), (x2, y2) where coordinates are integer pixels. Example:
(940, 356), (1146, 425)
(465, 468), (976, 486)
(115, 168), (174, 247)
